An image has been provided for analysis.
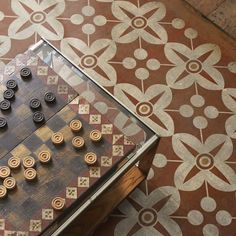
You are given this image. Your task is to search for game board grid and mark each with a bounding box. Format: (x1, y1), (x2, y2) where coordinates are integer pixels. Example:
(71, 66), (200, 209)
(0, 96), (135, 234)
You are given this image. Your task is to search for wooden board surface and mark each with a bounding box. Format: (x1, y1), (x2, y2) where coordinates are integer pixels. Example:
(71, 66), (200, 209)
(0, 52), (138, 235)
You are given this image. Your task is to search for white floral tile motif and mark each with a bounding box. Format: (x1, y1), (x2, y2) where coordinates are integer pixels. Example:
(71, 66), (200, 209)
(164, 42), (224, 90)
(111, 1), (168, 44)
(114, 186), (182, 236)
(173, 133), (236, 192)
(114, 83), (174, 136)
(8, 0), (65, 40)
(60, 38), (117, 87)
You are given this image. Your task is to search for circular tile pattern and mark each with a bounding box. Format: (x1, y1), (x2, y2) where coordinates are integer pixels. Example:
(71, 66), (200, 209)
(193, 116), (208, 129)
(204, 106), (219, 119)
(138, 208), (158, 227)
(190, 95), (205, 107)
(135, 68), (149, 80)
(196, 153), (214, 170)
(93, 15), (107, 26)
(202, 224), (219, 236)
(146, 59), (160, 70)
(200, 197), (217, 212)
(136, 102), (153, 117)
(216, 210), (232, 226)
(172, 18), (185, 29)
(134, 48), (148, 60)
(187, 210), (204, 225)
(82, 23), (95, 35)
(122, 57), (136, 69)
(184, 28), (198, 39)
(179, 104), (194, 117)
(153, 154), (167, 168)
(228, 62), (236, 73)
(70, 14), (84, 25)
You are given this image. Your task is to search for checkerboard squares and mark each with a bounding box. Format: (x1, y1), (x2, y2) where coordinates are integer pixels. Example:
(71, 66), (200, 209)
(4, 231), (17, 236)
(0, 219), (5, 230)
(58, 105), (77, 123)
(34, 144), (51, 158)
(11, 144), (31, 158)
(78, 104), (90, 114)
(27, 56), (38, 66)
(4, 65), (15, 75)
(66, 187), (77, 199)
(101, 156), (112, 167)
(47, 75), (59, 85)
(59, 125), (73, 142)
(57, 85), (68, 95)
(37, 66), (48, 76)
(89, 167), (101, 178)
(112, 145), (124, 156)
(102, 124), (113, 134)
(124, 136), (134, 145)
(16, 231), (29, 236)
(15, 104), (31, 120)
(78, 177), (89, 188)
(113, 134), (123, 144)
(29, 220), (41, 232)
(35, 125), (54, 142)
(42, 209), (54, 220)
(69, 96), (79, 105)
(89, 114), (101, 125)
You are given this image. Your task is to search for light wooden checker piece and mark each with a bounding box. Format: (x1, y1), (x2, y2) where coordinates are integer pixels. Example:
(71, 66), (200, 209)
(24, 168), (37, 181)
(84, 152), (97, 165)
(51, 197), (65, 210)
(90, 130), (102, 142)
(0, 185), (7, 199)
(70, 119), (82, 132)
(3, 177), (16, 190)
(0, 166), (11, 179)
(22, 156), (35, 169)
(8, 156), (21, 169)
(72, 136), (85, 149)
(51, 132), (64, 145)
(38, 151), (52, 164)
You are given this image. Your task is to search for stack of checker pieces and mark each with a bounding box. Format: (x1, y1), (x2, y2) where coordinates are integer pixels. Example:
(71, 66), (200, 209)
(0, 51), (136, 235)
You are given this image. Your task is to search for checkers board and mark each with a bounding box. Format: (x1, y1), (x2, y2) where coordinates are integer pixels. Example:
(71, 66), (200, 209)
(0, 50), (136, 235)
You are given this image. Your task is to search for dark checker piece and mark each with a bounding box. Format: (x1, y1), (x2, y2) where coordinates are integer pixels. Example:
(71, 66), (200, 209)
(0, 100), (11, 111)
(20, 67), (32, 79)
(44, 92), (56, 103)
(6, 80), (17, 90)
(33, 111), (45, 124)
(0, 117), (7, 128)
(30, 98), (41, 110)
(3, 89), (15, 100)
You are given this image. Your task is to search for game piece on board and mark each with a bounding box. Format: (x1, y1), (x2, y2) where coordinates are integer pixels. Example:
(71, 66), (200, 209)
(30, 98), (41, 110)
(72, 136), (85, 149)
(70, 119), (82, 132)
(22, 156), (35, 169)
(0, 166), (11, 179)
(6, 79), (18, 90)
(8, 156), (21, 169)
(38, 151), (51, 164)
(0, 117), (7, 128)
(33, 111), (45, 123)
(51, 132), (64, 145)
(51, 197), (65, 210)
(3, 89), (15, 100)
(24, 168), (37, 181)
(20, 67), (32, 79)
(84, 152), (97, 165)
(44, 92), (56, 103)
(0, 100), (11, 111)
(90, 130), (102, 142)
(0, 185), (7, 199)
(3, 177), (16, 190)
